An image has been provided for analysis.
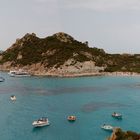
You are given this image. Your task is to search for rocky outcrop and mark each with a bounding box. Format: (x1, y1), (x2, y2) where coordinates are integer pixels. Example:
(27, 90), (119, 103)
(45, 60), (104, 77)
(53, 32), (74, 43)
(0, 61), (13, 70)
(0, 60), (104, 77)
(108, 128), (140, 140)
(108, 128), (118, 140)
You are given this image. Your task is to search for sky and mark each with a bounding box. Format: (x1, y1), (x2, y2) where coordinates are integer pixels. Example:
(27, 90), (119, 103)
(1, 0), (140, 53)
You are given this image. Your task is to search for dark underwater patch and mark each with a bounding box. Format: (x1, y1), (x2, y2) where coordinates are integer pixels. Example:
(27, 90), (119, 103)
(82, 102), (129, 112)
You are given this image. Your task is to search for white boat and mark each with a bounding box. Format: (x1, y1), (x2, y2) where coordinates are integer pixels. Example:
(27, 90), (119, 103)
(112, 112), (122, 119)
(10, 95), (16, 101)
(101, 124), (114, 131)
(0, 77), (5, 82)
(8, 69), (30, 77)
(32, 117), (50, 127)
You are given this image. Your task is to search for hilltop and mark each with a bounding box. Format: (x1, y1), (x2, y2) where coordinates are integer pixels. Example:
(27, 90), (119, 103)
(0, 32), (140, 76)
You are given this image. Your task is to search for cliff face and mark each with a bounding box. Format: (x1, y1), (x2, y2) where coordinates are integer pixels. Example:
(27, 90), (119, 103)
(0, 60), (104, 76)
(1, 32), (140, 76)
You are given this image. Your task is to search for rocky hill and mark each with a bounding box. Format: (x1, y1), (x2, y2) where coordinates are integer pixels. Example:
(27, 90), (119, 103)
(0, 32), (140, 76)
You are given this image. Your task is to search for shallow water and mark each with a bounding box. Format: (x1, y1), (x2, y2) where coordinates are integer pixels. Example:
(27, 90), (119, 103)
(0, 72), (140, 140)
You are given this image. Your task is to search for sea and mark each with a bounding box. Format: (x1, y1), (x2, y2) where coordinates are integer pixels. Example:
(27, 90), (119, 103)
(0, 72), (140, 140)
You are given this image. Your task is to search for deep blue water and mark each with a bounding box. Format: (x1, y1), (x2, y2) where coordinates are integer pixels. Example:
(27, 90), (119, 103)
(0, 72), (140, 140)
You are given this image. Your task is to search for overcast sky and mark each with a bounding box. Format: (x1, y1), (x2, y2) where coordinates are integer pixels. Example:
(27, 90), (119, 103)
(1, 0), (140, 53)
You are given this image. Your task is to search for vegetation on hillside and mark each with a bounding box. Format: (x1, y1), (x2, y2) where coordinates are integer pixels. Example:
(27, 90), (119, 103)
(1, 32), (140, 73)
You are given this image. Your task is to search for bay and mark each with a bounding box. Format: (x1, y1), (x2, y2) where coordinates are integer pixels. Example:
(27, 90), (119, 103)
(0, 72), (140, 140)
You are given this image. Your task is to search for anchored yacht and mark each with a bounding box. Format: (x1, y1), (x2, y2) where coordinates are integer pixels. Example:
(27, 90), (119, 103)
(8, 69), (30, 77)
(101, 124), (114, 131)
(32, 117), (50, 127)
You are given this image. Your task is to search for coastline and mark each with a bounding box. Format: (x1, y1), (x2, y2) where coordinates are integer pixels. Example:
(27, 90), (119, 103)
(1, 69), (140, 77)
(34, 72), (140, 77)
(103, 72), (140, 77)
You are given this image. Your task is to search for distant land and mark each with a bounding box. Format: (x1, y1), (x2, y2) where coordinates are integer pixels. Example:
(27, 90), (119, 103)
(0, 32), (140, 76)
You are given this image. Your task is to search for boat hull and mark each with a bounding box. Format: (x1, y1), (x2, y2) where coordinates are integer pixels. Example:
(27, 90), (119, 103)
(8, 70), (31, 77)
(112, 114), (122, 119)
(101, 125), (113, 131)
(9, 73), (30, 77)
(32, 121), (50, 127)
(0, 77), (5, 82)
(67, 116), (76, 121)
(10, 96), (16, 101)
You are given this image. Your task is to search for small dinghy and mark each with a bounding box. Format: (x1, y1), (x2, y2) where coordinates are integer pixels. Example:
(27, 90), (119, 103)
(32, 117), (50, 127)
(67, 116), (76, 121)
(101, 124), (114, 131)
(112, 112), (122, 119)
(10, 95), (16, 101)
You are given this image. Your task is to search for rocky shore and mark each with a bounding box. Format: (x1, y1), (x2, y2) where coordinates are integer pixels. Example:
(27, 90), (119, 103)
(0, 62), (140, 77)
(108, 128), (140, 140)
(104, 72), (140, 77)
(0, 60), (104, 77)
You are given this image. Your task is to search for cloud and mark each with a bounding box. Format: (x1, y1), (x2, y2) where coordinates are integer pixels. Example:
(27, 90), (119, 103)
(60, 0), (140, 12)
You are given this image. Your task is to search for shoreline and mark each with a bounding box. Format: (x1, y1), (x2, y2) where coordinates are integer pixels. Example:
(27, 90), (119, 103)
(103, 72), (140, 77)
(36, 72), (140, 77)
(1, 69), (140, 77)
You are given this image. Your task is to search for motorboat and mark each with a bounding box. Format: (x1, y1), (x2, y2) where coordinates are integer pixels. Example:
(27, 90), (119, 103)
(67, 116), (76, 121)
(8, 69), (30, 77)
(112, 112), (122, 119)
(101, 124), (114, 131)
(10, 95), (16, 101)
(0, 77), (5, 82)
(32, 117), (50, 127)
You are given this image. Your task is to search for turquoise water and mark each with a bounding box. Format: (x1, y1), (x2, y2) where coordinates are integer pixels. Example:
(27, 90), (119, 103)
(0, 72), (140, 140)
